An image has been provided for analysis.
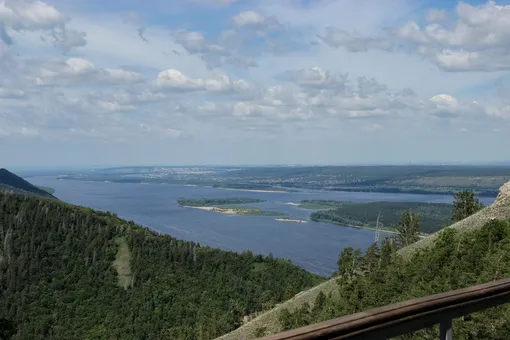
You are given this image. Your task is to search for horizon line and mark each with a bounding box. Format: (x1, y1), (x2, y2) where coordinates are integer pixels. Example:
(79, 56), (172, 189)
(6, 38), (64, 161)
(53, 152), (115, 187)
(10, 161), (510, 172)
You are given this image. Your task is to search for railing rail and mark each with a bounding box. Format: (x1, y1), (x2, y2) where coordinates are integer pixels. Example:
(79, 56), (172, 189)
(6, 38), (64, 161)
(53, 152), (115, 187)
(256, 277), (510, 340)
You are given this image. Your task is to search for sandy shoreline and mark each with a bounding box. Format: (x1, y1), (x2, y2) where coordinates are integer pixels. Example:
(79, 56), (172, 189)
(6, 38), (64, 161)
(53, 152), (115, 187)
(182, 206), (238, 215)
(275, 218), (307, 223)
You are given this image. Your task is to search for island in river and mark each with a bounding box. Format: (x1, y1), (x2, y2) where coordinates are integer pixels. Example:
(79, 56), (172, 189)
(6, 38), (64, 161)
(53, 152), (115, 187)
(177, 197), (287, 217)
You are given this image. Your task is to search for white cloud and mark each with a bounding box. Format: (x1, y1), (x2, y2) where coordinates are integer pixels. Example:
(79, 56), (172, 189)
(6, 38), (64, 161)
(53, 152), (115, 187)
(0, 0), (65, 31)
(316, 1), (510, 72)
(154, 68), (205, 91)
(33, 57), (143, 85)
(0, 86), (25, 98)
(317, 26), (393, 52)
(19, 126), (39, 137)
(233, 11), (266, 27)
(173, 30), (226, 55)
(2, 0), (510, 166)
(0, 0), (86, 52)
(277, 67), (348, 91)
(153, 68), (257, 96)
(188, 0), (239, 6)
(52, 28), (87, 53)
(139, 124), (192, 139)
(362, 123), (384, 132)
(486, 105), (510, 119)
(426, 9), (447, 22)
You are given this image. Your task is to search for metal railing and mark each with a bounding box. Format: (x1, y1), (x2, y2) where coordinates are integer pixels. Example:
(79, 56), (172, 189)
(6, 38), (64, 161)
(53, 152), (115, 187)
(256, 278), (510, 340)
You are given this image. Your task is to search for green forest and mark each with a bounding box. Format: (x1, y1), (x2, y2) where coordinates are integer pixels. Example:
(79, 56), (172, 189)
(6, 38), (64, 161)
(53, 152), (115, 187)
(176, 197), (265, 207)
(307, 200), (454, 234)
(0, 193), (322, 340)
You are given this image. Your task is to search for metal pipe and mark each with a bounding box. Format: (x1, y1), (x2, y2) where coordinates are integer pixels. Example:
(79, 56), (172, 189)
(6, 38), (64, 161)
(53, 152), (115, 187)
(440, 318), (452, 340)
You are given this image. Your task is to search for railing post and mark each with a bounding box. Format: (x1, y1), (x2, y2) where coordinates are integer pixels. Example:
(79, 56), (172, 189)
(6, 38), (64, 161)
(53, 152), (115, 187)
(440, 318), (452, 340)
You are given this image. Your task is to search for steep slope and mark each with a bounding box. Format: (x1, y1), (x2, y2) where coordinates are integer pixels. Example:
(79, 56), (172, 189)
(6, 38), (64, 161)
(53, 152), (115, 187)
(0, 168), (55, 198)
(398, 180), (510, 258)
(0, 193), (322, 340)
(217, 181), (510, 340)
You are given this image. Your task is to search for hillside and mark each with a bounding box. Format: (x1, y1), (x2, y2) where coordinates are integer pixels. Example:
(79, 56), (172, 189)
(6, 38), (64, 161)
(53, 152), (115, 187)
(216, 181), (510, 340)
(0, 169), (55, 198)
(0, 193), (322, 340)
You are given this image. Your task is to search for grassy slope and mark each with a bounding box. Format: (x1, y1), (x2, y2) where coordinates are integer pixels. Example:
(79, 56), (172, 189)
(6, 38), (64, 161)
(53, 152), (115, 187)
(216, 181), (510, 340)
(112, 237), (133, 289)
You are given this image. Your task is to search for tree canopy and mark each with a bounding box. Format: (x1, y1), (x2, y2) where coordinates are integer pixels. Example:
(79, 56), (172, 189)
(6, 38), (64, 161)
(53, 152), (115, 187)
(452, 190), (484, 223)
(395, 211), (421, 247)
(0, 193), (322, 340)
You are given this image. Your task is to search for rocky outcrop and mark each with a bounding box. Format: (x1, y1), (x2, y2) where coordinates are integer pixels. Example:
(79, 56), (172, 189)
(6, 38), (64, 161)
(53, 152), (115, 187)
(497, 181), (510, 202)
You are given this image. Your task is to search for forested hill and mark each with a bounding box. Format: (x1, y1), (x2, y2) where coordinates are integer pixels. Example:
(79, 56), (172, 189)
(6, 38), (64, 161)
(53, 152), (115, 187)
(0, 169), (55, 199)
(0, 193), (322, 340)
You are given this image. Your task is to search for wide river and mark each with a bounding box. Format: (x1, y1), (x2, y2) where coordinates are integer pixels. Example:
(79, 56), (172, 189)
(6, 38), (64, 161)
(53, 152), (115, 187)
(28, 176), (495, 276)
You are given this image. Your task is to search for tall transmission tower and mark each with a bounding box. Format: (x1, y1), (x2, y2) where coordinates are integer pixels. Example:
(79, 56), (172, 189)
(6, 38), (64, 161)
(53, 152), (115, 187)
(375, 210), (382, 243)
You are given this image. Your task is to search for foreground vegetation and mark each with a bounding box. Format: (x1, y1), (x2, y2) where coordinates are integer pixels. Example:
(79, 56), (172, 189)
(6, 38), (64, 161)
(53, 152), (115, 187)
(305, 200), (453, 234)
(276, 219), (510, 339)
(0, 193), (322, 340)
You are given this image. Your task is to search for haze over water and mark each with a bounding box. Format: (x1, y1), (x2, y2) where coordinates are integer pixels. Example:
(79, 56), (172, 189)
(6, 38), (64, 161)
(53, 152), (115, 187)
(29, 176), (495, 276)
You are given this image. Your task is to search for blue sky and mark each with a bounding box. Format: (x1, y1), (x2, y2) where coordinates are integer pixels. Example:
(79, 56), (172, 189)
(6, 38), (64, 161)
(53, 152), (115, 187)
(1, 0), (510, 167)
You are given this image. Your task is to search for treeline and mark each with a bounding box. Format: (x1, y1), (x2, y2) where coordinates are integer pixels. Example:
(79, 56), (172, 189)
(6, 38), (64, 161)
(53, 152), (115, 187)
(276, 191), (503, 339)
(177, 197), (265, 207)
(0, 193), (322, 340)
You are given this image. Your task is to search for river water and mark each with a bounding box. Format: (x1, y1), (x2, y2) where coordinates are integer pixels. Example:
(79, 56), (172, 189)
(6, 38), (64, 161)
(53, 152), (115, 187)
(28, 176), (495, 276)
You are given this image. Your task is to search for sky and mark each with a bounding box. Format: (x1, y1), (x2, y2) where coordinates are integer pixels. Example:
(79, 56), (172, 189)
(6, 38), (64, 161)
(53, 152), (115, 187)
(1, 0), (510, 167)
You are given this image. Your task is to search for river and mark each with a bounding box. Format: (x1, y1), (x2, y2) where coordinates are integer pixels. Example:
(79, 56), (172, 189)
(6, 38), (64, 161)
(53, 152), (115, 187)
(28, 176), (495, 276)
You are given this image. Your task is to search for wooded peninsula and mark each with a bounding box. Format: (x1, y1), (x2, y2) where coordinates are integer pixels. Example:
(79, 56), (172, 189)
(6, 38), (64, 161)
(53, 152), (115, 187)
(301, 200), (453, 234)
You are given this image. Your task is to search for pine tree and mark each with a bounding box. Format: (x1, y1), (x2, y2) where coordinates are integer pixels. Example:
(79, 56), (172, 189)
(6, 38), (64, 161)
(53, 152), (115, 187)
(452, 190), (484, 223)
(395, 211), (421, 247)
